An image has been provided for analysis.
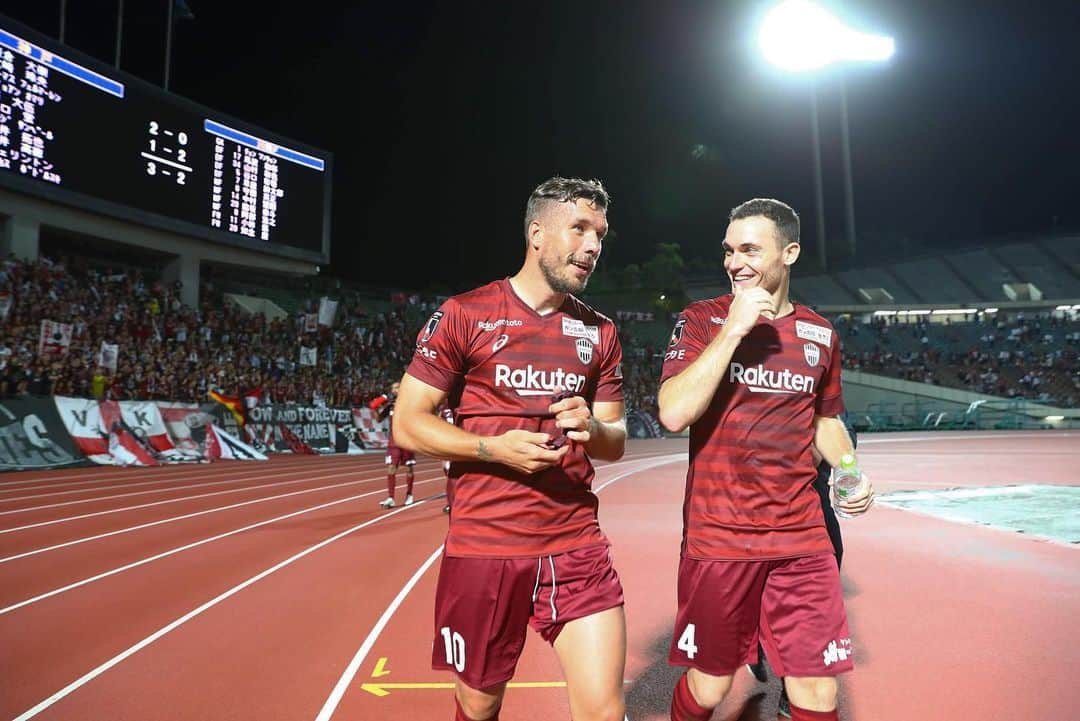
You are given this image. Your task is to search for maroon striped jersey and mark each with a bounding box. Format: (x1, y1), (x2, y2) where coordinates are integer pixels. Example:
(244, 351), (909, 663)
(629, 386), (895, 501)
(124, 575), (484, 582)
(660, 295), (844, 561)
(406, 279), (624, 558)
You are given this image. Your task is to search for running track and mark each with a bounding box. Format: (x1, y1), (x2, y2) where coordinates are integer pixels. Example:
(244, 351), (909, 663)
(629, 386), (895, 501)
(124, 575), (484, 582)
(1, 432), (1077, 720)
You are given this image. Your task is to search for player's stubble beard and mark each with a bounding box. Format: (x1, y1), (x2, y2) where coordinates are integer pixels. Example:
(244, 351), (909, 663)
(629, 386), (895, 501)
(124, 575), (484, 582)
(540, 251), (593, 296)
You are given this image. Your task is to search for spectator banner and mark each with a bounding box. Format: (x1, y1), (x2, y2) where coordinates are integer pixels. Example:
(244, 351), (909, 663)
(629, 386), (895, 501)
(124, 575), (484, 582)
(157, 402), (205, 451)
(54, 398), (184, 465)
(205, 424), (267, 461)
(299, 345), (317, 367)
(98, 342), (119, 372)
(352, 406), (389, 449)
(38, 320), (73, 355)
(247, 404), (336, 451)
(0, 397), (89, 471)
(318, 297), (338, 326)
(303, 314), (318, 333)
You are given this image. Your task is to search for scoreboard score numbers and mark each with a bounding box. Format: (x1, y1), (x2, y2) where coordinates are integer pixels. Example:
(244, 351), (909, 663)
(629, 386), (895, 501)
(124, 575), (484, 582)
(0, 15), (331, 264)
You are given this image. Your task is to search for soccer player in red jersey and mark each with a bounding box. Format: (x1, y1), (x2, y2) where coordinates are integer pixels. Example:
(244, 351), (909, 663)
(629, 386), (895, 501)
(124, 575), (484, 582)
(369, 381), (416, 508)
(393, 177), (628, 721)
(657, 199), (875, 721)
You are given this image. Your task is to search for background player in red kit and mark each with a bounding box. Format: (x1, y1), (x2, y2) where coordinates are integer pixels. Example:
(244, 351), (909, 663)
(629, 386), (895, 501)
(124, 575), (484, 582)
(657, 199), (875, 721)
(393, 177), (628, 721)
(368, 381), (415, 508)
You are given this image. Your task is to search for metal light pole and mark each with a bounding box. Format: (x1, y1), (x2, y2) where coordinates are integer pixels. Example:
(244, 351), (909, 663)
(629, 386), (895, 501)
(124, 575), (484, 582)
(758, 0), (894, 268)
(839, 77), (857, 258)
(810, 84), (828, 271)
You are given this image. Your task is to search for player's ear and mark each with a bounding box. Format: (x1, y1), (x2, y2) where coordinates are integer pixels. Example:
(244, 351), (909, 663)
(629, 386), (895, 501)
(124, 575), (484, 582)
(527, 219), (544, 251)
(782, 242), (800, 267)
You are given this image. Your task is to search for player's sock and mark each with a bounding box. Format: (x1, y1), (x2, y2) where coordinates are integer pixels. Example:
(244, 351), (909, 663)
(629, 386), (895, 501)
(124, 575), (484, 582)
(788, 704), (838, 721)
(405, 471), (415, 497)
(670, 672), (712, 721)
(386, 473), (395, 498)
(454, 696), (499, 721)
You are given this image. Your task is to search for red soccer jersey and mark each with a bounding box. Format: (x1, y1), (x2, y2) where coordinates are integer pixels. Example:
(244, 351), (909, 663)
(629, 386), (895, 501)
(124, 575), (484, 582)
(406, 279), (624, 558)
(660, 295), (844, 561)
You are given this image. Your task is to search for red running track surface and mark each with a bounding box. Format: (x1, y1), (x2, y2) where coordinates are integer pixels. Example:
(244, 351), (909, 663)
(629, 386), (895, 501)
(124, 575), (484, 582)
(0, 432), (1077, 721)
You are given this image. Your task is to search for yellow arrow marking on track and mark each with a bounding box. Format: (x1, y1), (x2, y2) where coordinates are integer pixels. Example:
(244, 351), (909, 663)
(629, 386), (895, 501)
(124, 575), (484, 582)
(361, 681), (567, 697)
(371, 657), (391, 678)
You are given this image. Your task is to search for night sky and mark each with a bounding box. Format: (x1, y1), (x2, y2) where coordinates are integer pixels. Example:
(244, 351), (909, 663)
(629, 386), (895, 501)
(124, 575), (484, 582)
(5, 1), (1080, 289)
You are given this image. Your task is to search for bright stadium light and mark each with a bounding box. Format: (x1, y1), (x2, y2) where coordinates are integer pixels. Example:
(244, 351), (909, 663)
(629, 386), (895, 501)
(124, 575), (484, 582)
(756, 0), (895, 271)
(759, 0), (895, 73)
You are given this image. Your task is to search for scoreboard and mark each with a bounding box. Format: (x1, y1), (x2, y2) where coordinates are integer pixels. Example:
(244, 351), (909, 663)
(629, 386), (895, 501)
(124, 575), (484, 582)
(0, 15), (331, 264)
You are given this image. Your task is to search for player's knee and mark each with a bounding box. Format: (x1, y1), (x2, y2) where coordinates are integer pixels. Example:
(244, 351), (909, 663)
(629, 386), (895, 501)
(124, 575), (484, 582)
(456, 691), (500, 720)
(785, 676), (837, 711)
(687, 669), (731, 709)
(570, 690), (625, 721)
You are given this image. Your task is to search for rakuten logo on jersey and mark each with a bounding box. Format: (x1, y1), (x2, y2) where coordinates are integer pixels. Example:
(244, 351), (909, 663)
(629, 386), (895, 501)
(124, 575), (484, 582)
(494, 364), (586, 396)
(729, 362), (815, 394)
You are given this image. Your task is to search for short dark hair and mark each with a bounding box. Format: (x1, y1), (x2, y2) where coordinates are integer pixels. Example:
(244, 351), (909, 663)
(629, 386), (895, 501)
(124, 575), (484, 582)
(524, 177), (610, 238)
(729, 198), (800, 247)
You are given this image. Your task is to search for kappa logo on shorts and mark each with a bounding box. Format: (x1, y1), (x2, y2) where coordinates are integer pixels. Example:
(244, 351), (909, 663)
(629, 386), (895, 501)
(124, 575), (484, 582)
(575, 338), (593, 364)
(421, 311), (444, 342)
(822, 638), (853, 667)
(803, 342), (820, 367)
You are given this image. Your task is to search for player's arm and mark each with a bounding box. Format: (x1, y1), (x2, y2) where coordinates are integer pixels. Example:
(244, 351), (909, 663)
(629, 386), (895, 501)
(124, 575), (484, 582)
(813, 415), (875, 515)
(658, 287), (775, 432)
(393, 373), (569, 474)
(550, 398), (626, 461)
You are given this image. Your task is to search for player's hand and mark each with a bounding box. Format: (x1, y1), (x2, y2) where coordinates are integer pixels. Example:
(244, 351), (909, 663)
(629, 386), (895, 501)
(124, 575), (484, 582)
(486, 429), (569, 474)
(549, 394), (596, 444)
(836, 473), (876, 516)
(725, 286), (777, 338)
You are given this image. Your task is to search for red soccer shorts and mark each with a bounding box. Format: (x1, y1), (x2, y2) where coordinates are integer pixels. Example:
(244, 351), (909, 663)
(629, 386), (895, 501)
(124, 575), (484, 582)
(385, 445), (415, 467)
(431, 544), (624, 689)
(668, 553), (854, 678)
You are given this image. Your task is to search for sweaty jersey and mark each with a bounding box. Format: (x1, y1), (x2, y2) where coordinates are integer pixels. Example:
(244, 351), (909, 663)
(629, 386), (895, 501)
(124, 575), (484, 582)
(660, 295), (844, 561)
(406, 278), (624, 558)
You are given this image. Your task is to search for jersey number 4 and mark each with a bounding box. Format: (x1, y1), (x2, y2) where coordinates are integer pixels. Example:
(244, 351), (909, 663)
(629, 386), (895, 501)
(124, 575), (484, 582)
(440, 626), (466, 672)
(677, 623), (698, 659)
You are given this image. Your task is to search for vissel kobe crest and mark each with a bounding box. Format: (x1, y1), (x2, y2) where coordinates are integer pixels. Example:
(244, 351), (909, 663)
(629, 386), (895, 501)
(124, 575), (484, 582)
(576, 338), (593, 364)
(803, 342), (820, 367)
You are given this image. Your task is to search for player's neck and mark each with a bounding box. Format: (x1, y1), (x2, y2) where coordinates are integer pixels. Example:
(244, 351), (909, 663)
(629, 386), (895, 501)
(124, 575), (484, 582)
(508, 271), (565, 316)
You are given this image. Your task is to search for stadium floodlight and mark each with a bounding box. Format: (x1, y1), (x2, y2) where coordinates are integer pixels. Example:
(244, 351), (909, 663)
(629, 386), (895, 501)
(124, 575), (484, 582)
(758, 0), (895, 73)
(756, 1), (895, 272)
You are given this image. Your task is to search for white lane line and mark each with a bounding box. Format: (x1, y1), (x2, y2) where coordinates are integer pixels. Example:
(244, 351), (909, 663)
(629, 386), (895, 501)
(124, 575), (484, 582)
(312, 452), (686, 721)
(859, 431), (1080, 445)
(9, 499), (434, 721)
(0, 467), (367, 535)
(0, 462), (409, 515)
(0, 460), (388, 504)
(313, 545), (445, 721)
(0, 474), (446, 617)
(0, 454), (367, 490)
(0, 468), (438, 564)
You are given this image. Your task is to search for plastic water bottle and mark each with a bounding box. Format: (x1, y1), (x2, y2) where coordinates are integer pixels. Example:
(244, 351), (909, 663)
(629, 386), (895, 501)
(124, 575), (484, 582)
(831, 453), (863, 519)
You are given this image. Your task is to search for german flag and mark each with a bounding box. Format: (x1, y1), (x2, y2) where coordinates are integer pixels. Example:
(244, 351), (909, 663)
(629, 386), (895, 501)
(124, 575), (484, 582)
(208, 390), (246, 427)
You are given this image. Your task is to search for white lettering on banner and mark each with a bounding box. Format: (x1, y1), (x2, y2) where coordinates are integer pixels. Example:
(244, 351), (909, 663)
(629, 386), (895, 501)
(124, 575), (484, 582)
(477, 319), (523, 331)
(494, 364), (587, 396)
(795, 320), (832, 346)
(561, 318), (600, 344)
(729, 362), (815, 394)
(822, 638), (853, 667)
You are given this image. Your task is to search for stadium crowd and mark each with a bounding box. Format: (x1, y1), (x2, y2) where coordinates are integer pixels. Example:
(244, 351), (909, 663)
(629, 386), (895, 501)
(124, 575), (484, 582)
(1, 255), (1076, 411)
(841, 312), (1080, 407)
(0, 256), (419, 406)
